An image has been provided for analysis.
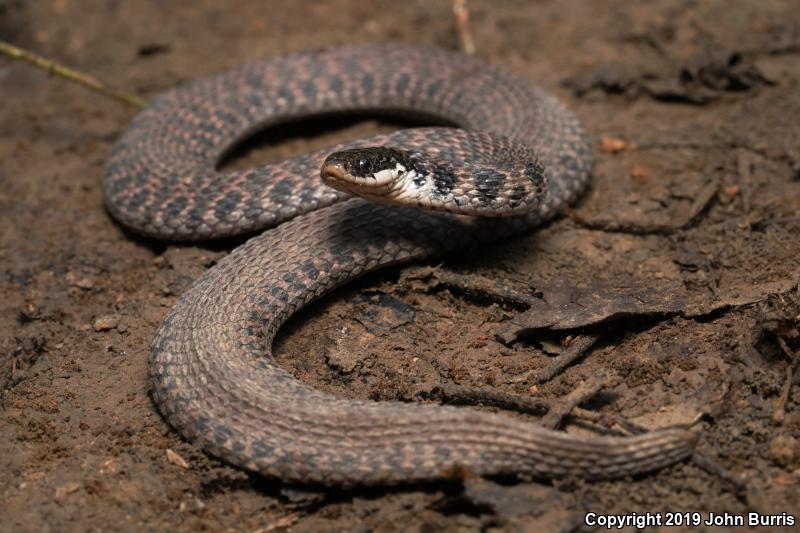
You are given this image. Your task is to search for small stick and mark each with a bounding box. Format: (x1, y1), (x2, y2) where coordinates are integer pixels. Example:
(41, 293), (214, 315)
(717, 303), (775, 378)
(401, 266), (536, 307)
(253, 512), (301, 533)
(521, 334), (599, 384)
(690, 450), (749, 497)
(0, 40), (147, 109)
(773, 336), (799, 424)
(453, 0), (476, 55)
(539, 376), (605, 429)
(436, 383), (550, 415)
(570, 407), (651, 436)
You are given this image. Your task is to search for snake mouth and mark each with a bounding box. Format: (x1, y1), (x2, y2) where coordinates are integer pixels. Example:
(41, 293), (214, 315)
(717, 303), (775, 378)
(321, 161), (396, 197)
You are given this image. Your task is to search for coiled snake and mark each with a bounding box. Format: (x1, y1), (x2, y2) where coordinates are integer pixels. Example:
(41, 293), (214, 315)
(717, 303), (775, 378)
(105, 45), (699, 486)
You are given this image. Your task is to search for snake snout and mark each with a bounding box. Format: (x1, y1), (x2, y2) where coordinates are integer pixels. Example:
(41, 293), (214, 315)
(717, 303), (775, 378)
(320, 159), (365, 196)
(320, 160), (346, 182)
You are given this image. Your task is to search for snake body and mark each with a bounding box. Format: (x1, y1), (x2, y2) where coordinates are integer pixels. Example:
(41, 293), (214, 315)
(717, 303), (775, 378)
(105, 45), (699, 486)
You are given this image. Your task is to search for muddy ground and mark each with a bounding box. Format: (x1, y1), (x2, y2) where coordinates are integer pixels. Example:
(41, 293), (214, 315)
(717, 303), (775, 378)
(2, 0), (800, 531)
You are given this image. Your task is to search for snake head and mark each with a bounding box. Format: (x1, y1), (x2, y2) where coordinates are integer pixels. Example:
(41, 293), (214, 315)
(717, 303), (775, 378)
(321, 147), (416, 197)
(322, 143), (548, 217)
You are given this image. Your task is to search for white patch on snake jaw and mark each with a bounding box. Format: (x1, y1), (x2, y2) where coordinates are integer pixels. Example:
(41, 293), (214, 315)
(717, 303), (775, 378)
(372, 168), (395, 184)
(372, 163), (417, 189)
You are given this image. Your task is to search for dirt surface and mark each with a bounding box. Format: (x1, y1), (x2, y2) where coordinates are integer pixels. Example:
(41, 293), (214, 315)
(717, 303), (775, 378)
(2, 1), (800, 531)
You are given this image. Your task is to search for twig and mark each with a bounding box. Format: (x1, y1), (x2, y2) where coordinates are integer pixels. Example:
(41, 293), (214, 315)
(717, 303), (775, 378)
(453, 0), (476, 55)
(690, 450), (749, 498)
(434, 383), (550, 415)
(539, 375), (606, 429)
(252, 512), (301, 533)
(773, 336), (799, 424)
(570, 407), (649, 436)
(0, 40), (147, 109)
(509, 334), (600, 384)
(401, 266), (535, 307)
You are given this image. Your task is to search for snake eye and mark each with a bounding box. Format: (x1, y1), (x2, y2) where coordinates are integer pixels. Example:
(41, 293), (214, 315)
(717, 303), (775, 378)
(356, 159), (369, 175)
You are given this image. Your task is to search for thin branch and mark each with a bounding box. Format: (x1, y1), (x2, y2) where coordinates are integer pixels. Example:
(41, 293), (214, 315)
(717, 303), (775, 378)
(536, 334), (600, 384)
(0, 40), (147, 109)
(691, 450), (749, 498)
(434, 383), (550, 415)
(773, 336), (799, 424)
(539, 375), (606, 429)
(453, 0), (476, 55)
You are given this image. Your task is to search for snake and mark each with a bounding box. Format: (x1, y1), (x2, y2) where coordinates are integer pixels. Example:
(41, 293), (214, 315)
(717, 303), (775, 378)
(104, 44), (700, 486)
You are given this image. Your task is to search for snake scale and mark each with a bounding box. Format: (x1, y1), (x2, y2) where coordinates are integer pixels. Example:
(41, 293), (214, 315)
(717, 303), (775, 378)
(104, 45), (699, 486)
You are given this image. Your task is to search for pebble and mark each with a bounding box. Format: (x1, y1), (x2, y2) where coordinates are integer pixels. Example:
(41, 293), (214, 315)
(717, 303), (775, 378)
(770, 434), (799, 467)
(600, 136), (627, 153)
(93, 315), (119, 332)
(76, 278), (94, 289)
(54, 482), (80, 501)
